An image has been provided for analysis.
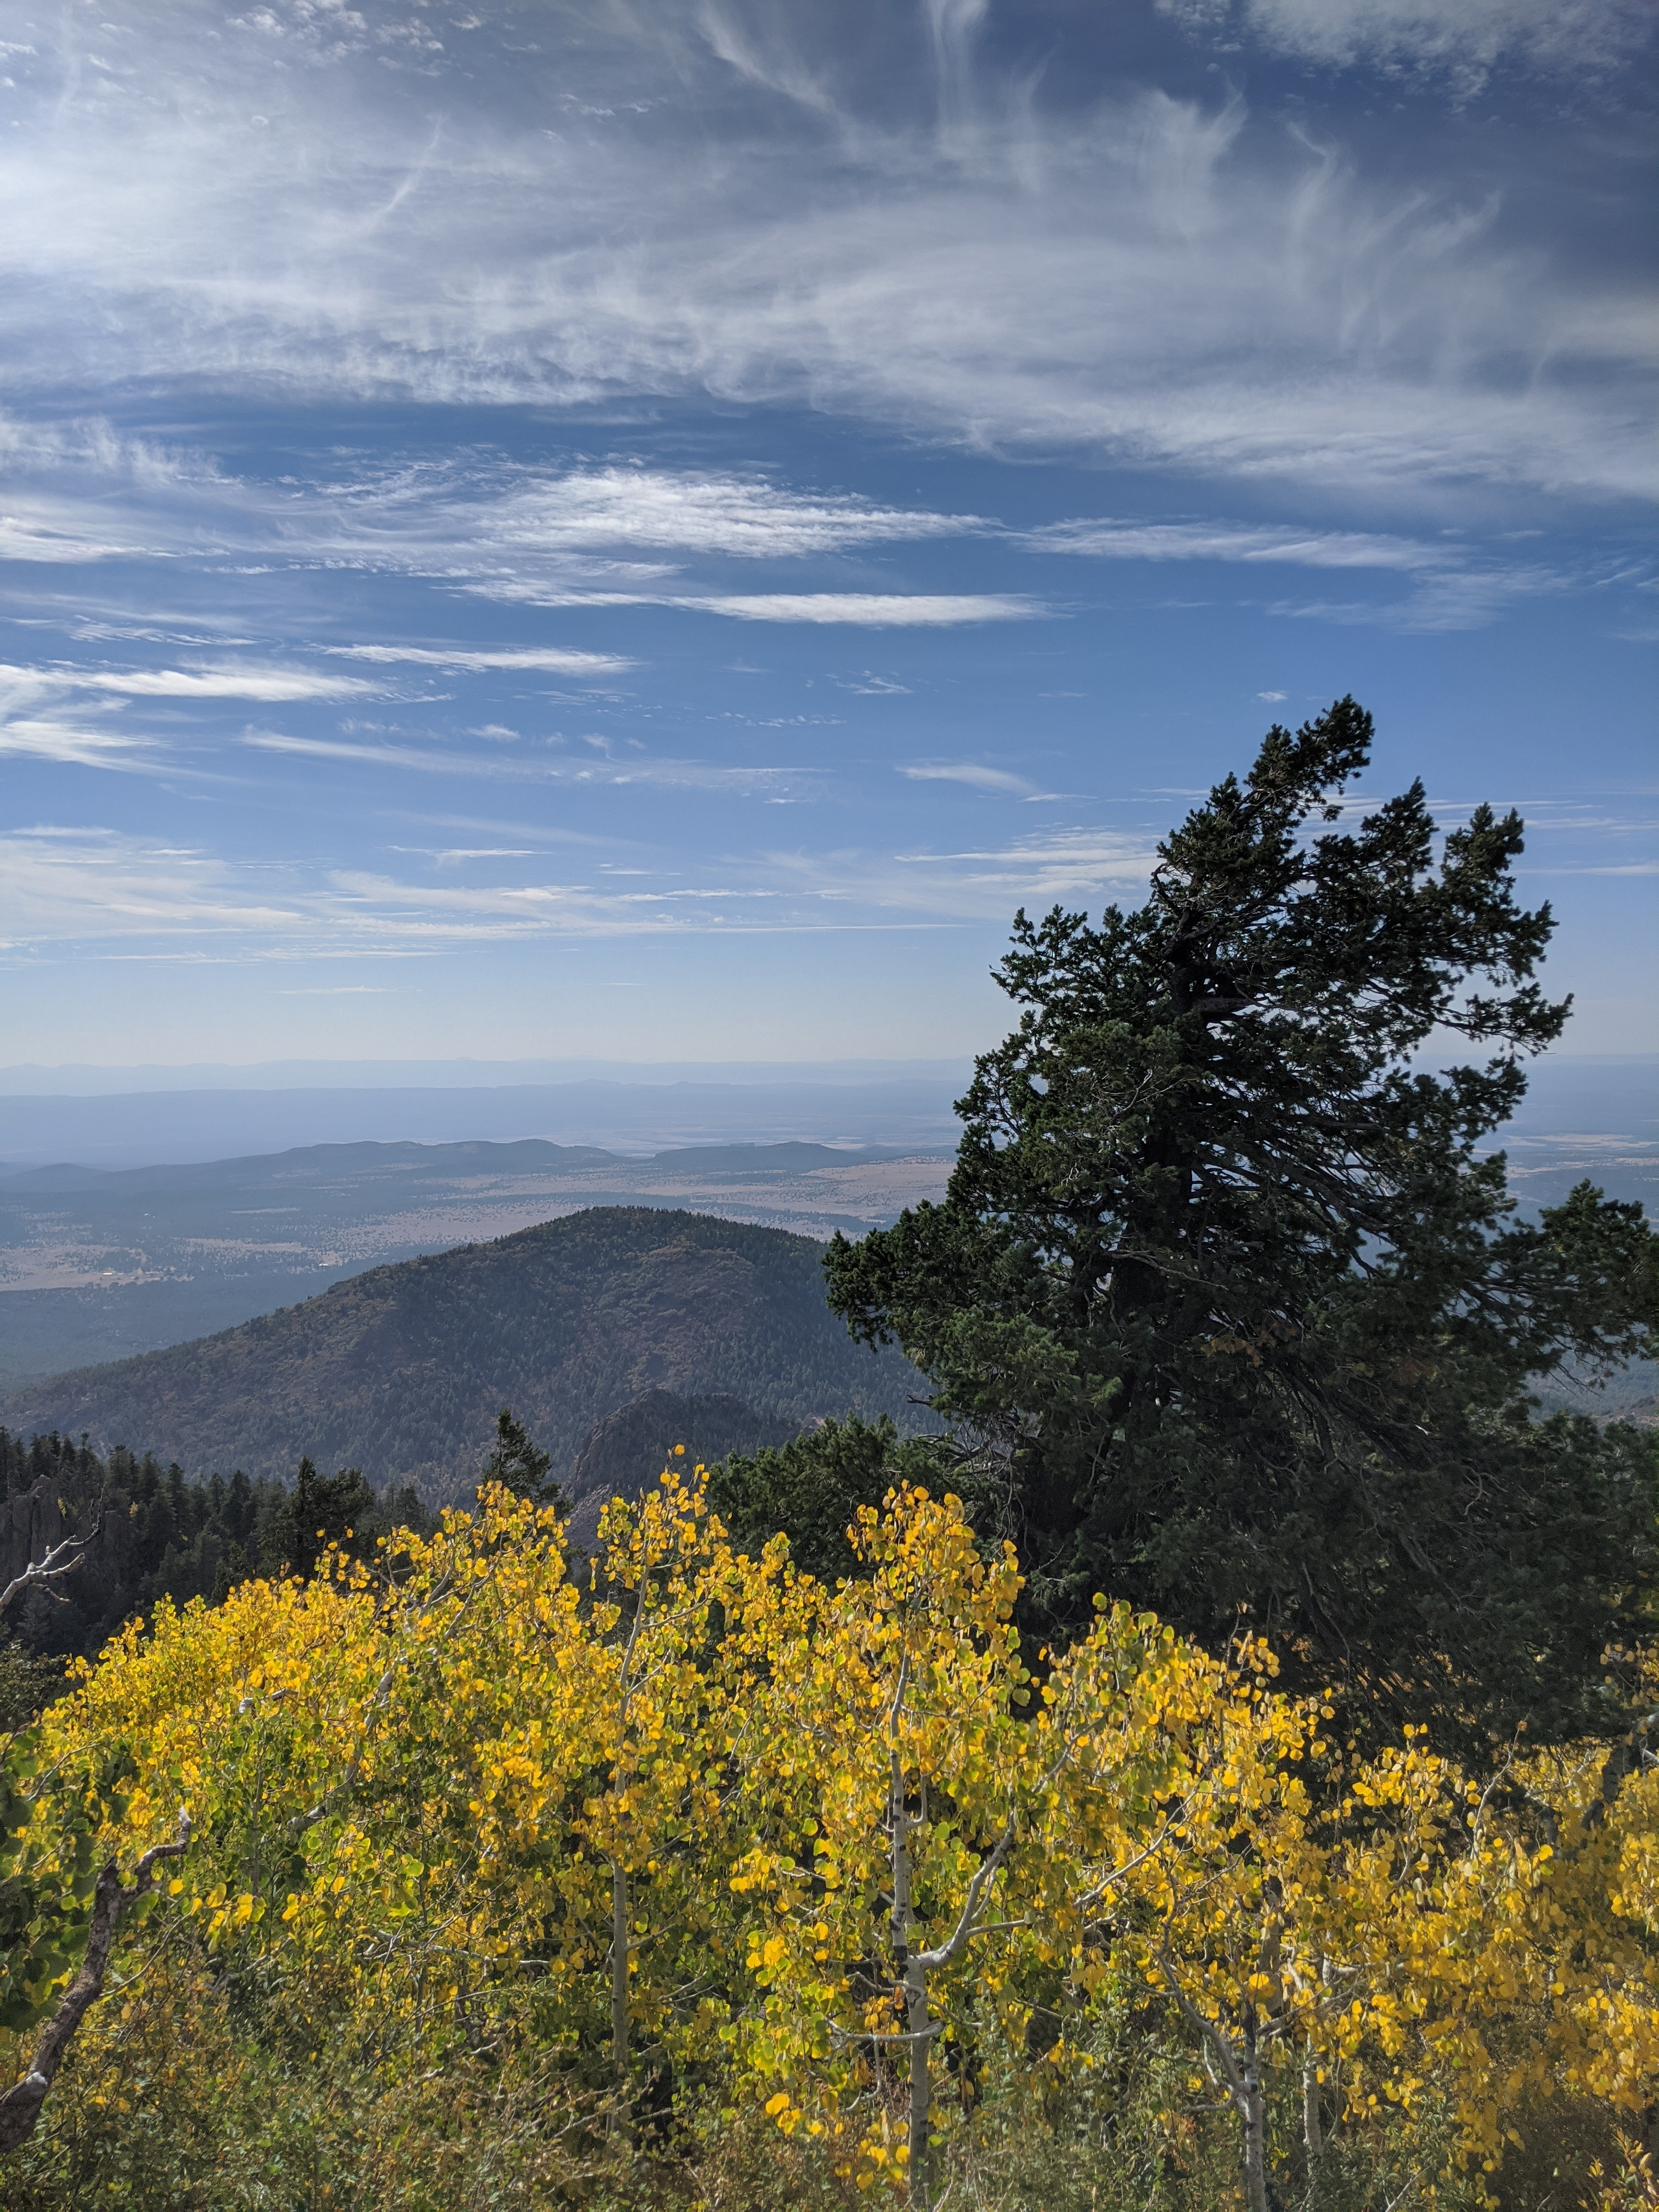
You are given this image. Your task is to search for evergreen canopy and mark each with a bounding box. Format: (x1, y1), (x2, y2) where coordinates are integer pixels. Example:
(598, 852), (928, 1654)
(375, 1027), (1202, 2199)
(826, 698), (1656, 1745)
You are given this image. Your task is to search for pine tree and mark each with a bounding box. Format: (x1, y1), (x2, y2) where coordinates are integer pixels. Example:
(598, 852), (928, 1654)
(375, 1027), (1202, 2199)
(826, 698), (1656, 1745)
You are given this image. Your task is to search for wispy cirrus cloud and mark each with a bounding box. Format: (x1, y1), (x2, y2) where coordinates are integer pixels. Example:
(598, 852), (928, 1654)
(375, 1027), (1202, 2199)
(1160, 0), (1656, 93)
(458, 584), (1043, 625)
(0, 445), (983, 580)
(326, 644), (635, 674)
(0, 826), (307, 947)
(0, 718), (163, 771)
(898, 763), (1039, 794)
(430, 467), (985, 559)
(0, 428), (1613, 642)
(676, 593), (1041, 626)
(0, 9), (1650, 503)
(0, 821), (926, 955)
(1265, 567), (1564, 631)
(0, 660), (383, 702)
(0, 514), (151, 563)
(765, 823), (1165, 921)
(1026, 519), (1442, 569)
(1025, 516), (1572, 630)
(242, 729), (817, 798)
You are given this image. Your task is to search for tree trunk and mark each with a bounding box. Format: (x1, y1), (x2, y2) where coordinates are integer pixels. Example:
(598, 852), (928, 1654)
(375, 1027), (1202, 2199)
(609, 1857), (630, 2138)
(1240, 2034), (1269, 2212)
(0, 1819), (189, 2154)
(889, 1731), (933, 2211)
(1302, 2049), (1323, 2162)
(904, 1949), (932, 2211)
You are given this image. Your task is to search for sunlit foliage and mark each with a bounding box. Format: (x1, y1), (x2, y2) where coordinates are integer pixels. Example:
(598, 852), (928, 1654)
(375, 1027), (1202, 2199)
(0, 1472), (1652, 2209)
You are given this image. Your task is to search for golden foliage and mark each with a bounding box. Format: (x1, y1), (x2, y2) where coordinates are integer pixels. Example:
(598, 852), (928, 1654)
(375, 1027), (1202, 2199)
(1, 1474), (1652, 2206)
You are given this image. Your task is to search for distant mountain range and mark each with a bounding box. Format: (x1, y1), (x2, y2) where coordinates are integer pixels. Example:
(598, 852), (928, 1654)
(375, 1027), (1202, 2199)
(0, 1137), (952, 1389)
(0, 1207), (934, 1500)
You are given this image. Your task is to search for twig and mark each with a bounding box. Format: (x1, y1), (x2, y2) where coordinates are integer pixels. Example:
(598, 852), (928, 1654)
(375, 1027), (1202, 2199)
(0, 1522), (101, 1616)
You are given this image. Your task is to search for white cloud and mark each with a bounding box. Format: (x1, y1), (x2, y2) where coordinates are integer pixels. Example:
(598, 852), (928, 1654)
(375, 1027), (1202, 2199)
(1026, 520), (1443, 571)
(684, 593), (1040, 625)
(1267, 562), (1563, 630)
(1163, 0), (1656, 92)
(0, 18), (1648, 503)
(0, 823), (801, 952)
(838, 673), (912, 695)
(770, 823), (1162, 919)
(390, 847), (540, 862)
(443, 467), (982, 559)
(0, 512), (146, 562)
(0, 659), (381, 702)
(0, 718), (162, 771)
(327, 643), (636, 674)
(898, 763), (1035, 793)
(454, 585), (1045, 624)
(0, 436), (990, 618)
(242, 729), (815, 797)
(1026, 517), (1571, 630)
(0, 827), (306, 946)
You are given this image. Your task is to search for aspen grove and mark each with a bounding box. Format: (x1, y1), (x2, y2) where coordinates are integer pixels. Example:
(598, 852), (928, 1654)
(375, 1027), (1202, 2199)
(0, 1468), (1653, 2209)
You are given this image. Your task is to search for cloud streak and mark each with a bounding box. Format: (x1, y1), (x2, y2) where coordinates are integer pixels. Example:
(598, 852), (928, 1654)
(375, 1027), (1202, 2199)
(0, 9), (1650, 504)
(0, 660), (382, 702)
(328, 644), (635, 675)
(898, 763), (1037, 793)
(675, 593), (1041, 626)
(1025, 516), (1575, 630)
(1161, 0), (1656, 93)
(241, 730), (816, 798)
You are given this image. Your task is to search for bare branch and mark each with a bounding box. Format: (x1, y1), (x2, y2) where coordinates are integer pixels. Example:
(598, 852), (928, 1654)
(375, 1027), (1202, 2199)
(0, 1522), (101, 1617)
(1155, 1947), (1251, 2115)
(915, 1817), (1017, 1973)
(0, 1808), (191, 2155)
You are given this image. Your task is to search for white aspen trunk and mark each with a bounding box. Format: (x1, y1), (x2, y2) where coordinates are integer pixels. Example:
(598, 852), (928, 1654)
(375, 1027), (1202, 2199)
(606, 1566), (648, 2140)
(0, 1817), (190, 2154)
(890, 1744), (933, 2210)
(1240, 2029), (1269, 2212)
(905, 1950), (932, 2211)
(1302, 2048), (1323, 2162)
(1162, 1963), (1274, 2212)
(610, 1857), (630, 2135)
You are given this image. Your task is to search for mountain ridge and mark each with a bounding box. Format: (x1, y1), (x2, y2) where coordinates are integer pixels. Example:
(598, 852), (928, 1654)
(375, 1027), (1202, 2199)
(0, 1206), (933, 1499)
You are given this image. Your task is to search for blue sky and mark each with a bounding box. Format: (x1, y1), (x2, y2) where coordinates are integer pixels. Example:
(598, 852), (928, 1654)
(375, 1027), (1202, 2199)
(1, 0), (1654, 1069)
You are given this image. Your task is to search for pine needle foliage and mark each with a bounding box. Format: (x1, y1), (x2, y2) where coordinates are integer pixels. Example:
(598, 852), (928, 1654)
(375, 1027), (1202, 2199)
(824, 699), (1657, 1746)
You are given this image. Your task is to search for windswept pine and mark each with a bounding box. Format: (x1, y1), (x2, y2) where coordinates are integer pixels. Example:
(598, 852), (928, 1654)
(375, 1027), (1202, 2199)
(823, 701), (1656, 1747)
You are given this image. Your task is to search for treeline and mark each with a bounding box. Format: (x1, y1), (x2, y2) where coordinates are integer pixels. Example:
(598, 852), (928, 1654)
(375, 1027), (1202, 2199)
(0, 1427), (431, 1667)
(0, 1404), (907, 1679)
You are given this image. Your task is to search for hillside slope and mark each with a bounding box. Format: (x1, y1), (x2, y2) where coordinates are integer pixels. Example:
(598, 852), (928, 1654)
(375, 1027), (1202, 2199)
(0, 1207), (930, 1498)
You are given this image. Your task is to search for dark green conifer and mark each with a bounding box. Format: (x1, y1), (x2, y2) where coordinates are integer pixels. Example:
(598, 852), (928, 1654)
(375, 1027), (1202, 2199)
(825, 698), (1656, 1746)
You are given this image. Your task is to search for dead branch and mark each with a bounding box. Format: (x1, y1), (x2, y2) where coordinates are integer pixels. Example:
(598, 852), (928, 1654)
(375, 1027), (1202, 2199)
(0, 1809), (191, 2154)
(0, 1523), (102, 1617)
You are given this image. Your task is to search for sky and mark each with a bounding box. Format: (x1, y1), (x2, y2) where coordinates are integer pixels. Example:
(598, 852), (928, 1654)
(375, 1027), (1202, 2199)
(1, 0), (1654, 1071)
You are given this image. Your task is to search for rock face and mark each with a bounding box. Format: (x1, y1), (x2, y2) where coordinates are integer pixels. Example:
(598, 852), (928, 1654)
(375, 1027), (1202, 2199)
(564, 1389), (799, 1543)
(1, 1207), (929, 1502)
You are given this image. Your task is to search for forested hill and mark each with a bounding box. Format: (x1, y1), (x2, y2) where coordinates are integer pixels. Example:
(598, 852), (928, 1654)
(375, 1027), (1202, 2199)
(0, 1208), (930, 1498)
